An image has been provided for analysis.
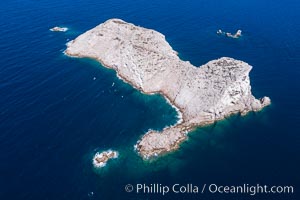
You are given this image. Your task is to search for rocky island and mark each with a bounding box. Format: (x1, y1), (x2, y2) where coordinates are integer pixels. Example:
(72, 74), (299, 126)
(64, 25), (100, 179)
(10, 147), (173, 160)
(217, 29), (242, 38)
(65, 19), (271, 159)
(50, 26), (68, 32)
(93, 150), (118, 168)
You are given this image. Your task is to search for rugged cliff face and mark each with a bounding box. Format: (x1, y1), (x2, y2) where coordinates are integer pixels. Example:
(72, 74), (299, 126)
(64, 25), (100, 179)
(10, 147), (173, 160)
(66, 19), (271, 158)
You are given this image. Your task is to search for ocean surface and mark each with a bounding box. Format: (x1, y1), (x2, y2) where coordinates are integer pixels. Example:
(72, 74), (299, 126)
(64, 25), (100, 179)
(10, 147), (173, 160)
(0, 0), (299, 199)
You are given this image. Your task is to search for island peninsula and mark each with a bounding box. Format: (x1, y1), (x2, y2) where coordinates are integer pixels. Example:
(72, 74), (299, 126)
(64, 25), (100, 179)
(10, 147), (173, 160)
(65, 19), (271, 159)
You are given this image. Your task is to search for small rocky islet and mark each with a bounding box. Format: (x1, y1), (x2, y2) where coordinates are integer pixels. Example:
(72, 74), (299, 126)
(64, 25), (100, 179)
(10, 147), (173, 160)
(65, 19), (271, 160)
(50, 26), (68, 32)
(217, 29), (242, 38)
(93, 150), (118, 168)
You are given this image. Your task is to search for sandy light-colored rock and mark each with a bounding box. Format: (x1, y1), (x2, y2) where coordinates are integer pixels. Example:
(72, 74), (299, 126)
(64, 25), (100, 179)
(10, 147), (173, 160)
(65, 19), (271, 159)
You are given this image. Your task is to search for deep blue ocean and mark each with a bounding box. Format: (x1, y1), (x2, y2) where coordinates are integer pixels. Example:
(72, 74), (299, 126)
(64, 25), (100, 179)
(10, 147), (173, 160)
(0, 0), (299, 199)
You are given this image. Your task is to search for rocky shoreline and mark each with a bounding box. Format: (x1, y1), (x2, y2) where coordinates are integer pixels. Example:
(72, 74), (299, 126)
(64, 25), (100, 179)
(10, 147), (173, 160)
(65, 19), (271, 159)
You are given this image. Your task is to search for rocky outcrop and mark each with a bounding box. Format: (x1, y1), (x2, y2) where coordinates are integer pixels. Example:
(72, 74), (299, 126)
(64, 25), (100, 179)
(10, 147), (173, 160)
(217, 29), (242, 38)
(65, 19), (271, 159)
(50, 26), (68, 32)
(93, 150), (118, 167)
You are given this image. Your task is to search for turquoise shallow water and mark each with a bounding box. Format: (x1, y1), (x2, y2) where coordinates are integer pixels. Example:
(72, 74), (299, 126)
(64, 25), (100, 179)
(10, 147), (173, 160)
(0, 0), (299, 199)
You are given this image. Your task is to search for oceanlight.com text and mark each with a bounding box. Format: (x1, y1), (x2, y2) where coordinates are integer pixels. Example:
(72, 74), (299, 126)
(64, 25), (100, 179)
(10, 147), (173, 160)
(124, 183), (294, 196)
